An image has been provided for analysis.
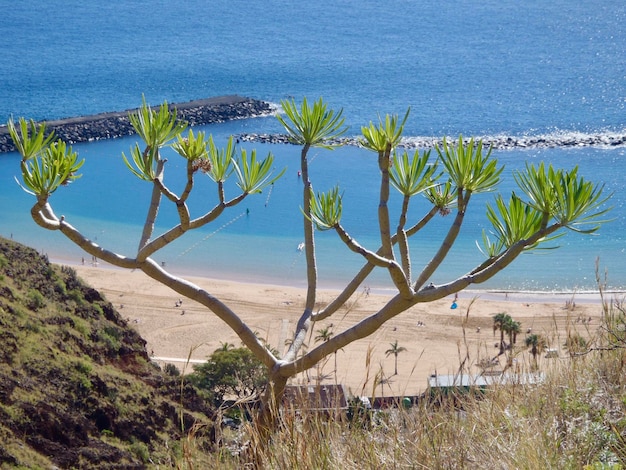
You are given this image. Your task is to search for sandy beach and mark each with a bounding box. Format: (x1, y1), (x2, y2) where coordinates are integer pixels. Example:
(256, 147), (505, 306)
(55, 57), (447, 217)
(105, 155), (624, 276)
(73, 264), (609, 397)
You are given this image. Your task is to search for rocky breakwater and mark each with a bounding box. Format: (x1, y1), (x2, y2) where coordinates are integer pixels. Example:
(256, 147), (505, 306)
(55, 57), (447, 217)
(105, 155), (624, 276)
(0, 95), (274, 153)
(237, 131), (626, 150)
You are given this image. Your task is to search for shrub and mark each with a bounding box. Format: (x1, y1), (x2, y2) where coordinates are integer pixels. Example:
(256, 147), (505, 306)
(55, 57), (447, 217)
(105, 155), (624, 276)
(26, 289), (45, 311)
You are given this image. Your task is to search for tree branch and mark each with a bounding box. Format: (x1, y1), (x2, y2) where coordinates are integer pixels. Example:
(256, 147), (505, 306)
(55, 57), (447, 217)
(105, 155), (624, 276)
(284, 144), (316, 363)
(312, 206), (439, 322)
(334, 224), (412, 299)
(413, 190), (471, 290)
(139, 258), (278, 369)
(137, 157), (165, 252)
(31, 200), (139, 269)
(397, 194), (411, 281)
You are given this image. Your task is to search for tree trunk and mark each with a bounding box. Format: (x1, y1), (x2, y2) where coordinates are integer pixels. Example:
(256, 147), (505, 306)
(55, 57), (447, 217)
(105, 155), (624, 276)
(251, 372), (289, 456)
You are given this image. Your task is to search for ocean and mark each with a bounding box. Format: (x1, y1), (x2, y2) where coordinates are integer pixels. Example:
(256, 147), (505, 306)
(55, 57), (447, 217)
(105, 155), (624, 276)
(1, 0), (624, 292)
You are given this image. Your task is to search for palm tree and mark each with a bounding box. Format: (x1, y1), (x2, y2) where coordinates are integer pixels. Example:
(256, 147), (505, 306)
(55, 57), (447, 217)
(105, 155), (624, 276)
(315, 326), (333, 344)
(493, 313), (511, 355)
(503, 317), (521, 366)
(315, 326), (335, 383)
(506, 318), (521, 346)
(525, 334), (546, 369)
(385, 340), (407, 376)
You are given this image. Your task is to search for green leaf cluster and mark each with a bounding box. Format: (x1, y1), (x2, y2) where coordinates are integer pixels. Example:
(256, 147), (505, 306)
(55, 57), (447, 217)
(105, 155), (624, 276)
(515, 162), (611, 233)
(7, 118), (55, 160)
(199, 135), (284, 194)
(436, 136), (502, 193)
(481, 194), (559, 256)
(480, 162), (611, 256)
(122, 98), (187, 181)
(8, 118), (84, 197)
(205, 135), (236, 182)
(234, 148), (285, 194)
(309, 186), (343, 230)
(360, 109), (410, 154)
(389, 149), (439, 197)
(172, 129), (209, 161)
(189, 345), (267, 404)
(129, 97), (187, 149)
(277, 97), (347, 148)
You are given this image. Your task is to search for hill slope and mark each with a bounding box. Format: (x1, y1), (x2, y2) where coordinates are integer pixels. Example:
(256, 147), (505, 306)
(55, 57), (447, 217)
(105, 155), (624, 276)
(0, 238), (214, 468)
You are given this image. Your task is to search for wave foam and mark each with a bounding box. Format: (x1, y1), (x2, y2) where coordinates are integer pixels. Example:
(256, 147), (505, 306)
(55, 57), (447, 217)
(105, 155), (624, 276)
(238, 129), (626, 150)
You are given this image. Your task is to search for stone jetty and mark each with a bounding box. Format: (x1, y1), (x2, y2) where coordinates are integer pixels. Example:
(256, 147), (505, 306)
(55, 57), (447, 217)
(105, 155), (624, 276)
(0, 95), (274, 153)
(2, 96), (624, 152)
(236, 131), (626, 151)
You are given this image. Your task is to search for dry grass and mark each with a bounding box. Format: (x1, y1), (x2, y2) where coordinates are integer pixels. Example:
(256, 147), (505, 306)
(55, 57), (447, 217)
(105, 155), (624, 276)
(173, 293), (626, 469)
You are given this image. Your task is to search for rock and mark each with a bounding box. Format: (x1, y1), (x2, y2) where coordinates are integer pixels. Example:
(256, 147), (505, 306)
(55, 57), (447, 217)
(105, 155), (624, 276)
(0, 95), (274, 153)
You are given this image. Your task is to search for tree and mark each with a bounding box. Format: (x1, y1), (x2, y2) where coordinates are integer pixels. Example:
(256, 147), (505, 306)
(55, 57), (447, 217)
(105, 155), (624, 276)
(525, 333), (546, 369)
(314, 325), (336, 382)
(493, 312), (511, 355)
(385, 340), (407, 376)
(189, 345), (267, 405)
(9, 96), (611, 435)
(315, 326), (333, 344)
(503, 316), (522, 366)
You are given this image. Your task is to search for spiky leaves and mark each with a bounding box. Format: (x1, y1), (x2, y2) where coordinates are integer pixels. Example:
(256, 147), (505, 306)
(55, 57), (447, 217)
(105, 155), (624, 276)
(360, 109), (410, 156)
(436, 136), (502, 202)
(123, 98), (187, 181)
(206, 135), (236, 183)
(8, 118), (84, 198)
(424, 181), (456, 216)
(129, 97), (187, 150)
(7, 117), (56, 161)
(480, 194), (558, 257)
(199, 135), (284, 196)
(234, 149), (285, 194)
(390, 149), (439, 197)
(277, 97), (348, 149)
(18, 140), (84, 197)
(309, 186), (343, 230)
(515, 162), (611, 233)
(172, 129), (209, 162)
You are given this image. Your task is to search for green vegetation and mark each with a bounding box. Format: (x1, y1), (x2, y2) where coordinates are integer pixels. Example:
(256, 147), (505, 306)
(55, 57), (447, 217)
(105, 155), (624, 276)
(191, 291), (626, 468)
(189, 344), (267, 406)
(8, 95), (612, 438)
(525, 333), (547, 368)
(385, 340), (407, 376)
(0, 238), (624, 467)
(0, 239), (214, 468)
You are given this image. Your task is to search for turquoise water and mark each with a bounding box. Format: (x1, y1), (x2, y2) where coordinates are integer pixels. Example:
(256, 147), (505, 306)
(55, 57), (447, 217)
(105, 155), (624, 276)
(1, 1), (625, 292)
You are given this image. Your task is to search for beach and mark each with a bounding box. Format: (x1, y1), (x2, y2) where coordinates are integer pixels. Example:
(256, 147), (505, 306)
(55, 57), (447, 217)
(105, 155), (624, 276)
(72, 264), (608, 398)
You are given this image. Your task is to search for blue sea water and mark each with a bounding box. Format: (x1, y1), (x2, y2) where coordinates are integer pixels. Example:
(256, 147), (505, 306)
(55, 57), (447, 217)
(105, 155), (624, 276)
(1, 0), (625, 292)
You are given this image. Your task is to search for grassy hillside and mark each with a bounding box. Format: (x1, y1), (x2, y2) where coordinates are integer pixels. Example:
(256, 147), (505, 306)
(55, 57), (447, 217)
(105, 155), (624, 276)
(1, 236), (625, 468)
(0, 238), (214, 469)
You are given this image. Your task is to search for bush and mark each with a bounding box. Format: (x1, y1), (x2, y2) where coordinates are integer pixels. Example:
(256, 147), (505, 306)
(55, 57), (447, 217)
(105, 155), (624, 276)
(26, 289), (45, 311)
(189, 345), (267, 405)
(163, 363), (180, 377)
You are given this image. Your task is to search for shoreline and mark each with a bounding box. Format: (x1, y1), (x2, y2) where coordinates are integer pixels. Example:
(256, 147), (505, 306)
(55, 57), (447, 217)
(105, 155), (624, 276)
(69, 261), (609, 396)
(52, 255), (619, 305)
